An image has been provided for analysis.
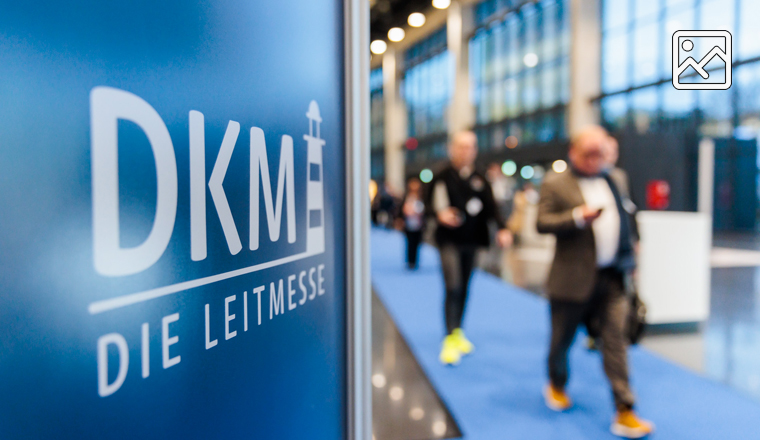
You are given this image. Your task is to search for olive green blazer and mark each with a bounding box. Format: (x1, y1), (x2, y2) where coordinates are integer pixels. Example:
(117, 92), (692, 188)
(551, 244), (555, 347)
(536, 168), (632, 302)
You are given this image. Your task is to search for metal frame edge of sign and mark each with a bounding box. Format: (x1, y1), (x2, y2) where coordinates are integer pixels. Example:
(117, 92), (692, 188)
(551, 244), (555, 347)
(344, 0), (372, 439)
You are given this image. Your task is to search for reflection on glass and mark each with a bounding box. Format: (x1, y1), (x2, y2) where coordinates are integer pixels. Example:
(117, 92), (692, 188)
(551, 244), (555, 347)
(432, 420), (447, 436)
(409, 407), (425, 421)
(389, 385), (404, 401)
(372, 373), (387, 388)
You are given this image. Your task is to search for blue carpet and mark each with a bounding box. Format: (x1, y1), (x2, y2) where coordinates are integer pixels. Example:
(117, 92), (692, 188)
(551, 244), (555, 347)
(371, 228), (760, 440)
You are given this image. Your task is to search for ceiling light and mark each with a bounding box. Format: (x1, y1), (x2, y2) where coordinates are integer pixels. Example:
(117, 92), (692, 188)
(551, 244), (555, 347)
(552, 160), (568, 173)
(389, 386), (404, 401)
(523, 52), (538, 67)
(370, 40), (387, 55)
(371, 373), (387, 388)
(505, 135), (518, 149)
(501, 161), (516, 176)
(420, 168), (433, 183)
(432, 421), (447, 436)
(432, 0), (451, 9)
(388, 27), (405, 42)
(408, 12), (426, 27)
(521, 165), (535, 179)
(409, 407), (425, 420)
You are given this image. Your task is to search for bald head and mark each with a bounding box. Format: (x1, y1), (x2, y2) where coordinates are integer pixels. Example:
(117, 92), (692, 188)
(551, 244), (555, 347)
(449, 131), (478, 170)
(569, 125), (609, 176)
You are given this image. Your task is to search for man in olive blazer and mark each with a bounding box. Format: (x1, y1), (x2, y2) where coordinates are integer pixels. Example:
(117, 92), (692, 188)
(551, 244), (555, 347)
(536, 126), (653, 438)
(537, 163), (632, 303)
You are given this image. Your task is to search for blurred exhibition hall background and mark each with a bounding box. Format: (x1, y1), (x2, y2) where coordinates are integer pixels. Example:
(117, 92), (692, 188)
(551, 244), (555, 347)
(365, 0), (760, 439)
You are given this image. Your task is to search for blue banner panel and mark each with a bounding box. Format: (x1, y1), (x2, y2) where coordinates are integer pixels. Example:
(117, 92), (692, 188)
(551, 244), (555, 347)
(0, 1), (346, 438)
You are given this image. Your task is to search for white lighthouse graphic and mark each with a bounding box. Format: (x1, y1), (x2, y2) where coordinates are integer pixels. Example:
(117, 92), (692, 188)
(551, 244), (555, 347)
(304, 100), (326, 256)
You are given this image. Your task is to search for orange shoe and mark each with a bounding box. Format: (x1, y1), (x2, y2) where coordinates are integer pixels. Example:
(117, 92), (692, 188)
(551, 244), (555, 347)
(544, 384), (572, 411)
(611, 410), (654, 438)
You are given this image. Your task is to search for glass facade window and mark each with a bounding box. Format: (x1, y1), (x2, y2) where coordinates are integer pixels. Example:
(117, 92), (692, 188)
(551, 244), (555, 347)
(370, 67), (385, 180)
(737, 64), (760, 124)
(601, 0), (760, 134)
(602, 0), (756, 97)
(469, 0), (570, 150)
(738, 0), (760, 60)
(404, 27), (450, 140)
(402, 27), (451, 169)
(600, 0), (760, 227)
(601, 94), (629, 131)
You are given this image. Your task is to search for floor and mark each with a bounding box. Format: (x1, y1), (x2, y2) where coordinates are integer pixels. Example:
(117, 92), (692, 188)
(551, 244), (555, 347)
(371, 228), (760, 440)
(502, 232), (760, 402)
(370, 230), (760, 439)
(371, 292), (461, 440)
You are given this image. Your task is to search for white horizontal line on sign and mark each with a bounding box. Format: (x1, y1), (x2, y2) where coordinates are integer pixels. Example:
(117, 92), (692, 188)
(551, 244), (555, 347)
(87, 252), (314, 315)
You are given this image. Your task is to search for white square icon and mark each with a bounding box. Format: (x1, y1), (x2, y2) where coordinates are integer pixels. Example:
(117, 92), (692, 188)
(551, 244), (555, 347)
(672, 30), (732, 90)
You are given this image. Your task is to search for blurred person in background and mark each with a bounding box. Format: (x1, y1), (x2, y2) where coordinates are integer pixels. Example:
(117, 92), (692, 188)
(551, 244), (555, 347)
(371, 182), (400, 228)
(482, 163), (515, 275)
(427, 131), (513, 366)
(507, 180), (539, 246)
(486, 162), (514, 221)
(398, 178), (426, 270)
(537, 126), (653, 438)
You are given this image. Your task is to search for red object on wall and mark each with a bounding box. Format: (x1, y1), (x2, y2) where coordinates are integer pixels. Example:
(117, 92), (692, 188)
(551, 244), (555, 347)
(646, 180), (670, 210)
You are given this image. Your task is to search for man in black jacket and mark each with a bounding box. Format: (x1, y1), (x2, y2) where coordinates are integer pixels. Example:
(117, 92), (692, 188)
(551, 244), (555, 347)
(426, 131), (512, 365)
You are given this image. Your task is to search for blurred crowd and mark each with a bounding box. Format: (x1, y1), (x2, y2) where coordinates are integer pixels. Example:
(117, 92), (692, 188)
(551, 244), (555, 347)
(370, 125), (653, 438)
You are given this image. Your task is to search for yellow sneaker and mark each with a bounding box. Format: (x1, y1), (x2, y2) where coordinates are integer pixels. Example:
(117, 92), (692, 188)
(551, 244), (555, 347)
(544, 384), (572, 411)
(439, 334), (461, 366)
(611, 410), (654, 438)
(451, 328), (474, 355)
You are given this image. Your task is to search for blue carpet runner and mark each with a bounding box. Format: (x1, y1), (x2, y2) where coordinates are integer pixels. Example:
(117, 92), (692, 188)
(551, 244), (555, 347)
(371, 228), (760, 439)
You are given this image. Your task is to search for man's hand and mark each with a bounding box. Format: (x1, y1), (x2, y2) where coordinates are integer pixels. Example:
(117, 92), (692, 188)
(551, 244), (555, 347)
(579, 205), (603, 224)
(437, 207), (463, 228)
(496, 229), (513, 248)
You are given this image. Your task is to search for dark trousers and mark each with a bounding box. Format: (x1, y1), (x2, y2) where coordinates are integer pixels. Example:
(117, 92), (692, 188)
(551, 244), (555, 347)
(548, 268), (635, 411)
(405, 230), (423, 269)
(439, 245), (478, 335)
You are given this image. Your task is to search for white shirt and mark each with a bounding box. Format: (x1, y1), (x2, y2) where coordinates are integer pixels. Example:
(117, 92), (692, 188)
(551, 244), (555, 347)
(573, 177), (620, 267)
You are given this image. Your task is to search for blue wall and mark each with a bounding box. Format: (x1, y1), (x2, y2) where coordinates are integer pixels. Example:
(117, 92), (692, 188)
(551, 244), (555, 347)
(0, 1), (347, 437)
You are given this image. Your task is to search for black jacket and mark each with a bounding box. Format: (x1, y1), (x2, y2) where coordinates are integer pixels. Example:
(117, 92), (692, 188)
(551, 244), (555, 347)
(425, 164), (506, 247)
